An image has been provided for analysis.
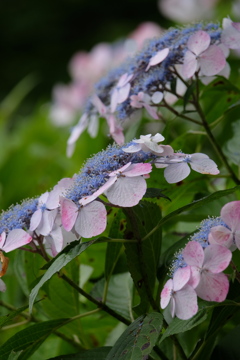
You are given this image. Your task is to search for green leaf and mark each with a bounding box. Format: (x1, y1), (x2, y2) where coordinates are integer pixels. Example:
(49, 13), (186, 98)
(106, 312), (163, 360)
(0, 305), (29, 330)
(124, 201), (162, 314)
(29, 240), (95, 312)
(144, 188), (171, 201)
(91, 273), (133, 321)
(201, 76), (240, 124)
(7, 350), (23, 360)
(105, 209), (125, 280)
(183, 81), (196, 110)
(146, 185), (240, 238)
(159, 309), (208, 344)
(0, 318), (69, 360)
(47, 347), (112, 360)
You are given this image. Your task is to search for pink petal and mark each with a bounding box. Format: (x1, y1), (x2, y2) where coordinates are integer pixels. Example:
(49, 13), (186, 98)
(174, 285), (198, 320)
(203, 244), (232, 273)
(221, 25), (240, 49)
(199, 45), (226, 76)
(0, 232), (6, 248)
(173, 266), (191, 291)
(183, 241), (204, 268)
(188, 266), (201, 289)
(105, 176), (147, 207)
(109, 163), (132, 177)
(221, 201), (240, 232)
(164, 162), (190, 183)
(75, 201), (107, 238)
(143, 103), (159, 119)
(117, 73), (133, 87)
(3, 229), (32, 253)
(146, 48), (169, 71)
(182, 51), (198, 78)
(208, 226), (233, 248)
(187, 30), (211, 55)
(160, 278), (173, 309)
(234, 231), (240, 250)
(29, 209), (43, 231)
(79, 177), (117, 206)
(60, 197), (78, 231)
(91, 94), (107, 116)
(195, 271), (229, 302)
(123, 163), (152, 177)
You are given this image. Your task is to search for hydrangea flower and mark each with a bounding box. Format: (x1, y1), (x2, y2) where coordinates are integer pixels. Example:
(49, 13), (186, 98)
(221, 18), (240, 49)
(130, 92), (159, 119)
(161, 266), (198, 320)
(145, 48), (169, 71)
(155, 153), (219, 184)
(123, 133), (169, 155)
(209, 201), (240, 249)
(182, 241), (231, 302)
(182, 30), (226, 78)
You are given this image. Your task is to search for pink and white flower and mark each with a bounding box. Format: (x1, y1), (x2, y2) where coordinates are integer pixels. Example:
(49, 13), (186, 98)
(155, 153), (219, 184)
(130, 92), (159, 119)
(182, 30), (226, 78)
(60, 196), (107, 239)
(160, 266), (198, 320)
(123, 133), (173, 156)
(208, 201), (240, 250)
(182, 241), (231, 302)
(110, 73), (133, 113)
(221, 18), (240, 50)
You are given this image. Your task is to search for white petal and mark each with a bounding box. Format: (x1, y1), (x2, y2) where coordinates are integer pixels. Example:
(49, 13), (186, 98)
(37, 209), (58, 236)
(199, 45), (226, 76)
(0, 232), (6, 248)
(105, 176), (147, 207)
(182, 51), (198, 78)
(117, 83), (131, 104)
(174, 285), (198, 320)
(164, 162), (190, 183)
(29, 209), (43, 231)
(123, 163), (152, 177)
(79, 177), (117, 206)
(47, 225), (64, 256)
(122, 144), (142, 153)
(75, 201), (107, 238)
(190, 156), (219, 175)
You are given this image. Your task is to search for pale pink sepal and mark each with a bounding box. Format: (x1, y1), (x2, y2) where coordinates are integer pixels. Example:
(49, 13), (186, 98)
(187, 31), (211, 55)
(164, 162), (190, 183)
(195, 271), (229, 302)
(203, 244), (232, 274)
(75, 201), (107, 238)
(190, 153), (219, 175)
(0, 232), (6, 248)
(146, 48), (169, 71)
(198, 45), (226, 77)
(37, 209), (58, 236)
(60, 197), (78, 232)
(172, 266), (191, 291)
(29, 208), (43, 231)
(67, 113), (88, 157)
(105, 176), (147, 207)
(79, 177), (117, 206)
(2, 229), (32, 253)
(173, 284), (198, 320)
(183, 241), (204, 268)
(160, 279), (173, 309)
(208, 226), (233, 248)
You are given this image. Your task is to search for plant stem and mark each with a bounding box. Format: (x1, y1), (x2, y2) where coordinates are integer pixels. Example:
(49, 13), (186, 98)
(192, 84), (240, 185)
(162, 99), (202, 125)
(60, 273), (131, 326)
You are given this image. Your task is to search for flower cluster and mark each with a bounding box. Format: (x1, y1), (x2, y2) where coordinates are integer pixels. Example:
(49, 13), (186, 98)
(0, 134), (219, 292)
(161, 200), (240, 320)
(67, 18), (240, 156)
